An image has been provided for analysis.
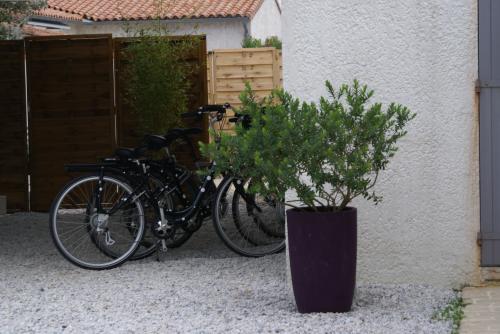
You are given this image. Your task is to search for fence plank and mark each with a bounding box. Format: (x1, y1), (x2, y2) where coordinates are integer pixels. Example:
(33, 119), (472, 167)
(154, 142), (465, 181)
(215, 52), (274, 66)
(0, 40), (28, 211)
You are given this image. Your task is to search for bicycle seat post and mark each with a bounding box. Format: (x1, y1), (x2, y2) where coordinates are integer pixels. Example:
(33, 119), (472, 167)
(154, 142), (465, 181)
(209, 111), (223, 144)
(163, 146), (171, 158)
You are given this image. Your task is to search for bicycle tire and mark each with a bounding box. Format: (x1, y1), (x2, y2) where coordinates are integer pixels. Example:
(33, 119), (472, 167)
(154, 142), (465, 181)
(212, 175), (285, 257)
(50, 175), (145, 270)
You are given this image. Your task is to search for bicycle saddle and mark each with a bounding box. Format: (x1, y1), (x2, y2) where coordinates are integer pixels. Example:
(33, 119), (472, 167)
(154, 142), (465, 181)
(143, 134), (168, 151)
(163, 128), (202, 145)
(115, 146), (147, 160)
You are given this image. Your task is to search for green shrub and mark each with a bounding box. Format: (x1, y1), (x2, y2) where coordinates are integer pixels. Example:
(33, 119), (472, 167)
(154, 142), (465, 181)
(122, 28), (200, 135)
(241, 36), (263, 48)
(201, 80), (415, 211)
(242, 36), (282, 49)
(264, 36), (282, 49)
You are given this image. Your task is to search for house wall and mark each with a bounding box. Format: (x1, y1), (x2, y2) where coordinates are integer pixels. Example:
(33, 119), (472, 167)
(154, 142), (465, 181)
(283, 0), (480, 287)
(67, 18), (248, 50)
(250, 0), (282, 40)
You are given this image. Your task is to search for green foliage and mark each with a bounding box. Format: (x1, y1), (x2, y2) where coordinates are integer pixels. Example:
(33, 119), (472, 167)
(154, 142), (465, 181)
(201, 80), (415, 212)
(241, 36), (263, 48)
(433, 295), (466, 334)
(0, 0), (46, 40)
(122, 26), (200, 135)
(242, 36), (282, 49)
(264, 36), (282, 49)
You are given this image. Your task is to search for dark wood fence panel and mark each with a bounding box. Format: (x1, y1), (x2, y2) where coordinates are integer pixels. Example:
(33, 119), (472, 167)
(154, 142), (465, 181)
(26, 35), (115, 211)
(0, 41), (28, 211)
(114, 36), (208, 168)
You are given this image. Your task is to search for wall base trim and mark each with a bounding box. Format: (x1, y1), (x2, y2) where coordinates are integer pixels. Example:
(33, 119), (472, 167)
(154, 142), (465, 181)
(481, 267), (500, 282)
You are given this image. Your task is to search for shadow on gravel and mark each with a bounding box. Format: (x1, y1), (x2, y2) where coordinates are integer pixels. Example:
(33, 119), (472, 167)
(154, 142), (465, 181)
(0, 212), (236, 268)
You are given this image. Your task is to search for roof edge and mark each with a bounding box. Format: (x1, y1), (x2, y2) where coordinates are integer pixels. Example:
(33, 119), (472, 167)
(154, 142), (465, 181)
(39, 4), (259, 22)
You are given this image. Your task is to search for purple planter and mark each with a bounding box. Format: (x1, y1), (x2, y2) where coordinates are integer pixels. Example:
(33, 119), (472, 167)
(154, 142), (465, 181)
(287, 207), (357, 313)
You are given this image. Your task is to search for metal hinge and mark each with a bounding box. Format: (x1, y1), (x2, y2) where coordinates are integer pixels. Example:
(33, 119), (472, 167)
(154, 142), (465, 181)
(477, 231), (500, 246)
(476, 79), (500, 93)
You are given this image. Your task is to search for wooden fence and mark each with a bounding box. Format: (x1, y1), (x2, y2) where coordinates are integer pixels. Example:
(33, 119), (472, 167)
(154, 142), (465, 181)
(0, 34), (207, 212)
(0, 41), (281, 212)
(207, 47), (282, 131)
(0, 41), (28, 211)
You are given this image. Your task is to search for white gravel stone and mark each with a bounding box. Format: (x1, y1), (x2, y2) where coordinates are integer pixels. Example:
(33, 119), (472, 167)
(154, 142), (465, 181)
(0, 213), (454, 333)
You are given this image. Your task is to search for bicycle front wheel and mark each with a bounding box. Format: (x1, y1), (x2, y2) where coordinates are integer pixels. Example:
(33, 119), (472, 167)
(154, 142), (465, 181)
(49, 175), (145, 270)
(212, 176), (286, 257)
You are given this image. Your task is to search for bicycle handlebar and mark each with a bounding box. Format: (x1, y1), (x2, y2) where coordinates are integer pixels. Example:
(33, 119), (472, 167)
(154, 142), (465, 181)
(181, 104), (231, 119)
(198, 104), (230, 113)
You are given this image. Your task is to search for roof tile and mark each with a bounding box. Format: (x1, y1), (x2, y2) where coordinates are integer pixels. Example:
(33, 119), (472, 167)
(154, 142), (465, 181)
(35, 7), (84, 21)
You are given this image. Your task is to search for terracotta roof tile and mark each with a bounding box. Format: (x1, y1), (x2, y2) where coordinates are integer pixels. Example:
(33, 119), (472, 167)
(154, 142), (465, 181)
(40, 0), (264, 22)
(34, 7), (84, 21)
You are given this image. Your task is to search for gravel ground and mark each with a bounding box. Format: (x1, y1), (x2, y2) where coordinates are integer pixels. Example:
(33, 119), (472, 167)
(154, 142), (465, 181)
(0, 213), (454, 334)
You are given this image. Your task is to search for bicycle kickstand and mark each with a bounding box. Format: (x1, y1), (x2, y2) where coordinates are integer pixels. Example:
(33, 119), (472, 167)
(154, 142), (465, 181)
(156, 239), (168, 262)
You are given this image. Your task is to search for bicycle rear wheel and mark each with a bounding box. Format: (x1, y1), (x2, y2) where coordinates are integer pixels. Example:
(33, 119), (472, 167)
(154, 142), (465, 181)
(50, 175), (145, 270)
(212, 176), (285, 257)
(130, 172), (196, 260)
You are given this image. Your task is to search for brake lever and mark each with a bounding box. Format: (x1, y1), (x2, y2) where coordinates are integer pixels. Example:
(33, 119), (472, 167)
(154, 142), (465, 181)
(216, 111), (224, 121)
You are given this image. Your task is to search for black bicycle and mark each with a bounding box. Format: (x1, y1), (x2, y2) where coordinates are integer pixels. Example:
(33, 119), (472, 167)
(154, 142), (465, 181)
(49, 105), (285, 270)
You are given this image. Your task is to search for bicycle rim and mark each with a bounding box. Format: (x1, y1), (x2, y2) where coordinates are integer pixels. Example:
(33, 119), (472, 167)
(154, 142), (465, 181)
(50, 175), (145, 270)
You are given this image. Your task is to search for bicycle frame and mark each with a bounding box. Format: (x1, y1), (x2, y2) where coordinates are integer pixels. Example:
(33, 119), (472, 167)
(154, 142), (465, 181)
(64, 107), (261, 229)
(158, 110), (263, 223)
(65, 159), (178, 219)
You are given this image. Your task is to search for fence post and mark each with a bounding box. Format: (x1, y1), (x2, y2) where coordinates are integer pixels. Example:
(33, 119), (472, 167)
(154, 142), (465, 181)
(207, 51), (215, 104)
(0, 40), (29, 212)
(272, 48), (281, 89)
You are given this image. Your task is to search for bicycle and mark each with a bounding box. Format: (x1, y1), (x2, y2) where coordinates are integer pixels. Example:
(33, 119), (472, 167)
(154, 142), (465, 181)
(50, 104), (285, 270)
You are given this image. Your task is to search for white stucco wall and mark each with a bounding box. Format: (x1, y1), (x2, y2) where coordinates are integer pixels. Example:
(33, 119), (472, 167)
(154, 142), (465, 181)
(68, 18), (248, 50)
(283, 0), (480, 287)
(250, 0), (282, 40)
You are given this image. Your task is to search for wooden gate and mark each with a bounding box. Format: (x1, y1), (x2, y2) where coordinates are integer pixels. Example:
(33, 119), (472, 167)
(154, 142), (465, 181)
(479, 0), (500, 266)
(0, 41), (28, 211)
(26, 35), (115, 211)
(207, 47), (282, 133)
